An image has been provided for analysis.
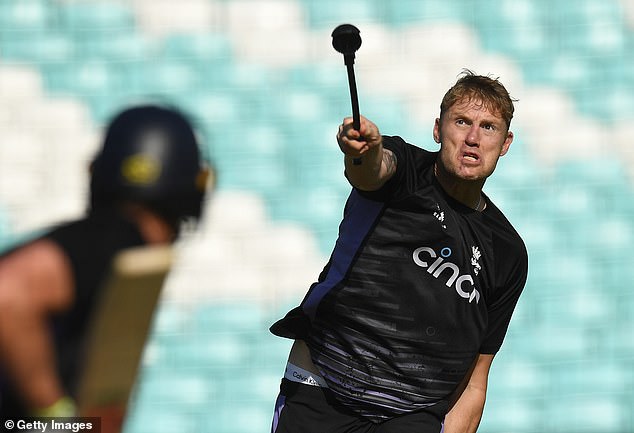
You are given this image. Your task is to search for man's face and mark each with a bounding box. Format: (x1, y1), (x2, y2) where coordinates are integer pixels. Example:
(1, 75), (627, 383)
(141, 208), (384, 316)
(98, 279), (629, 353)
(433, 98), (513, 182)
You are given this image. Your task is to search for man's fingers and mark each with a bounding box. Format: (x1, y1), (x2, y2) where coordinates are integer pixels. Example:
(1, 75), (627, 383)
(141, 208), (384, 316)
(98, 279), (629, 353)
(337, 127), (367, 157)
(342, 116), (354, 126)
(338, 122), (363, 144)
(337, 115), (380, 157)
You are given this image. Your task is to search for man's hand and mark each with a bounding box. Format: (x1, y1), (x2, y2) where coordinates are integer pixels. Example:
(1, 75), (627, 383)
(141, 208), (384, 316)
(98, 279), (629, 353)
(336, 115), (396, 191)
(336, 115), (382, 158)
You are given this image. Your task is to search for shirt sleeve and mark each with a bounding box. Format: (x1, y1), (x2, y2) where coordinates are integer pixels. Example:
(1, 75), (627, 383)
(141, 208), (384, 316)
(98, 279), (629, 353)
(479, 236), (528, 354)
(353, 135), (435, 203)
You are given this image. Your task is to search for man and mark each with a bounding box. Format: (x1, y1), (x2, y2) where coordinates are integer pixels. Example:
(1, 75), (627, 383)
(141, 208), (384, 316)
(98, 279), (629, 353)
(270, 70), (528, 433)
(0, 105), (212, 423)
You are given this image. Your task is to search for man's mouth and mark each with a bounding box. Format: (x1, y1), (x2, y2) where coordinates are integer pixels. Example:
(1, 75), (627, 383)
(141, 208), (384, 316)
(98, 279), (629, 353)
(463, 151), (479, 162)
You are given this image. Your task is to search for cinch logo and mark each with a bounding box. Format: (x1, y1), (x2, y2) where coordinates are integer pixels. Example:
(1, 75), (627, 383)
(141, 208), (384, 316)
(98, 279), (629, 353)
(412, 246), (481, 304)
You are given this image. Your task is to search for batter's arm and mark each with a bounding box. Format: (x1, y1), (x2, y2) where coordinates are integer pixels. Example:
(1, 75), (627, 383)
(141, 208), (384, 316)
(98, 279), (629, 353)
(0, 239), (74, 411)
(443, 353), (495, 433)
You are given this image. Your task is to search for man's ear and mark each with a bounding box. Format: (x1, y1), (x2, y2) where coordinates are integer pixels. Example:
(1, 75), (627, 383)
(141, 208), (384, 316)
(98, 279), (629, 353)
(433, 118), (441, 144)
(500, 130), (513, 157)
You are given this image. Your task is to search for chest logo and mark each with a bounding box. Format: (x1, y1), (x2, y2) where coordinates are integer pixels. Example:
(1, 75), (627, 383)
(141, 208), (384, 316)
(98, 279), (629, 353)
(412, 246), (481, 304)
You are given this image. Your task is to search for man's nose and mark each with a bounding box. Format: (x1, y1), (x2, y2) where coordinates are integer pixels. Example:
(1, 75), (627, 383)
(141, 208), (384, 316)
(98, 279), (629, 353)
(466, 124), (480, 146)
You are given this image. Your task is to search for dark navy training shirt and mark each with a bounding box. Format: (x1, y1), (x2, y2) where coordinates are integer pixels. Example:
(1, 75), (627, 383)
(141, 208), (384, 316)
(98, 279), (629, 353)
(271, 136), (528, 422)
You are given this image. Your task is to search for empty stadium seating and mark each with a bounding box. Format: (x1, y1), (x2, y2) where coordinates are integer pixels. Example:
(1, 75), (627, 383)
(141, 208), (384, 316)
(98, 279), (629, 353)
(0, 1), (633, 432)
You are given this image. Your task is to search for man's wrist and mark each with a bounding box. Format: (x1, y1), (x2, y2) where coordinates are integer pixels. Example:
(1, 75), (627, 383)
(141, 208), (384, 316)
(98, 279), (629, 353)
(344, 154), (363, 165)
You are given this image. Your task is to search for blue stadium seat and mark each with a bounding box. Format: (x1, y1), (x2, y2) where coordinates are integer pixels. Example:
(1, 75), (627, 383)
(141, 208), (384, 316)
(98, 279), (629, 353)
(545, 395), (628, 432)
(579, 84), (634, 120)
(43, 61), (120, 95)
(192, 302), (266, 333)
(549, 55), (597, 93)
(132, 370), (214, 408)
(162, 33), (233, 63)
(530, 325), (588, 362)
(58, 2), (134, 31)
(486, 137), (541, 190)
(75, 32), (151, 61)
(124, 406), (202, 433)
(163, 333), (250, 369)
(479, 399), (540, 432)
(0, 0), (50, 31)
(253, 332), (293, 370)
(2, 1), (634, 431)
(0, 31), (75, 64)
(180, 91), (242, 126)
(202, 402), (273, 433)
(301, 0), (379, 28)
(384, 0), (464, 26)
(285, 63), (347, 93)
(547, 361), (628, 397)
(131, 60), (203, 96)
(151, 302), (193, 335)
(488, 357), (546, 398)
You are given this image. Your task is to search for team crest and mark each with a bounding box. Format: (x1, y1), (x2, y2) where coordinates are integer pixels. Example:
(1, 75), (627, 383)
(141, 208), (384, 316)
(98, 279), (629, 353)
(433, 203), (447, 229)
(471, 246), (482, 275)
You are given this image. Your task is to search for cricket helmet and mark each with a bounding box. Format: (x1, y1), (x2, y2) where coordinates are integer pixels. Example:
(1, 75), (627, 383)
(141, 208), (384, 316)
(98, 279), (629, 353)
(90, 105), (211, 222)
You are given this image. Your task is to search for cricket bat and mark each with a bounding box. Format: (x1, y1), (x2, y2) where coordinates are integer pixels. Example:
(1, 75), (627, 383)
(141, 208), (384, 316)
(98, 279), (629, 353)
(75, 245), (173, 425)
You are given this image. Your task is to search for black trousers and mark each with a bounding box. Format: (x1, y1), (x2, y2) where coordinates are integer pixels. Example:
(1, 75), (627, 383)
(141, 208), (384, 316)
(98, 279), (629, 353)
(271, 379), (445, 433)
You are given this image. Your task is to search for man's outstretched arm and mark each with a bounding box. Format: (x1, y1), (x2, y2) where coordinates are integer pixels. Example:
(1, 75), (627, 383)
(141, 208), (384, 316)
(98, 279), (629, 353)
(443, 353), (495, 433)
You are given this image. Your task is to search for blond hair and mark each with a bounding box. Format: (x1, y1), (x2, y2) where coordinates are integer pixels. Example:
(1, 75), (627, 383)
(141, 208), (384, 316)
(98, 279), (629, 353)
(440, 69), (516, 129)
